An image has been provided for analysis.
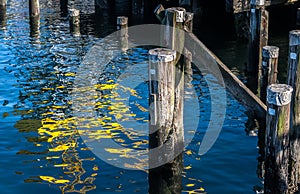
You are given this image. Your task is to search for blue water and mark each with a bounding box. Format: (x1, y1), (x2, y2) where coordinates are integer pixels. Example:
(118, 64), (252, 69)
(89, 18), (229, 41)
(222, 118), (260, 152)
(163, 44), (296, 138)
(0, 1), (263, 193)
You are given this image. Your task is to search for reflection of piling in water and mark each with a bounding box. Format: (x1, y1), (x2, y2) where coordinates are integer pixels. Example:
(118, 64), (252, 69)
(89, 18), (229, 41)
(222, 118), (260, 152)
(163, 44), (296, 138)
(287, 30), (300, 189)
(60, 0), (68, 17)
(264, 84), (293, 194)
(148, 48), (183, 194)
(0, 0), (6, 27)
(117, 16), (128, 52)
(69, 8), (80, 36)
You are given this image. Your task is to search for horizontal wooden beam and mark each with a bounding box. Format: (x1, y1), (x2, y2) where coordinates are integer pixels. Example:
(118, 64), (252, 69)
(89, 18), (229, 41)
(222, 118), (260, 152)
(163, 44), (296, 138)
(185, 33), (267, 120)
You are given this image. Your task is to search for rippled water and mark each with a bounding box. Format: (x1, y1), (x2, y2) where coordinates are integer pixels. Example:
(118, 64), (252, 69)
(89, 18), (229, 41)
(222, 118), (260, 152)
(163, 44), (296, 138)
(0, 1), (263, 193)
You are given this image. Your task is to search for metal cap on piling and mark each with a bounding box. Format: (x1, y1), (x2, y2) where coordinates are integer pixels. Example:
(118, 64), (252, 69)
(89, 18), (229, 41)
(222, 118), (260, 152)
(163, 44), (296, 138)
(149, 48), (176, 63)
(289, 30), (300, 46)
(267, 84), (293, 106)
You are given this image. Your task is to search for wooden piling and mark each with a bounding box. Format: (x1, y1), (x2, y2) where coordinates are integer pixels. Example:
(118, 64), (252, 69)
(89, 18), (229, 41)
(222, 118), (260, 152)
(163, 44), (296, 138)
(156, 7), (186, 157)
(260, 46), (279, 104)
(117, 16), (128, 52)
(29, 0), (40, 18)
(148, 48), (183, 194)
(264, 84), (293, 194)
(287, 30), (300, 190)
(184, 12), (194, 33)
(0, 0), (6, 7)
(69, 9), (80, 36)
(247, 0), (268, 74)
(184, 48), (193, 89)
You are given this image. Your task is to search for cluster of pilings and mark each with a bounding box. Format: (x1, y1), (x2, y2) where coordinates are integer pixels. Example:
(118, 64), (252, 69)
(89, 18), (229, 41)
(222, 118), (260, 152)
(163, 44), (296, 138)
(3, 0), (300, 193)
(254, 18), (300, 194)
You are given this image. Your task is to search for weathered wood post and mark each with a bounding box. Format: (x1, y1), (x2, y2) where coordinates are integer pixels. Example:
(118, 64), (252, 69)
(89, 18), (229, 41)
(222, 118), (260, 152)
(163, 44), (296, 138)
(0, 0), (6, 27)
(260, 46), (279, 104)
(148, 48), (182, 194)
(264, 84), (293, 194)
(69, 9), (80, 36)
(184, 48), (193, 88)
(0, 0), (5, 7)
(29, 0), (40, 18)
(117, 16), (128, 52)
(60, 0), (68, 16)
(183, 13), (193, 88)
(287, 30), (300, 191)
(247, 0), (268, 75)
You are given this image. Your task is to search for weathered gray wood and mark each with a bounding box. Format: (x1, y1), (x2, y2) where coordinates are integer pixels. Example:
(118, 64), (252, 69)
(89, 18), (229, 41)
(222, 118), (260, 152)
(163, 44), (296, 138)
(184, 48), (193, 88)
(69, 9), (80, 36)
(184, 12), (193, 33)
(287, 30), (300, 190)
(264, 84), (293, 194)
(258, 46), (278, 178)
(148, 48), (182, 194)
(248, 0), (268, 75)
(159, 7), (185, 156)
(29, 0), (40, 18)
(258, 8), (269, 77)
(260, 46), (279, 104)
(185, 33), (267, 120)
(117, 16), (128, 52)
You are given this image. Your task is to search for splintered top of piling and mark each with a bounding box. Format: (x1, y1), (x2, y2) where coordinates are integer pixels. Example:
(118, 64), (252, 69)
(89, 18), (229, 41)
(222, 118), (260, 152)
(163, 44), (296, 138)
(262, 46), (279, 59)
(69, 9), (80, 17)
(166, 7), (186, 23)
(149, 48), (176, 63)
(267, 84), (293, 106)
(289, 30), (300, 46)
(117, 16), (128, 26)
